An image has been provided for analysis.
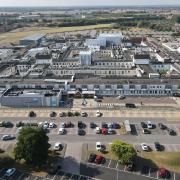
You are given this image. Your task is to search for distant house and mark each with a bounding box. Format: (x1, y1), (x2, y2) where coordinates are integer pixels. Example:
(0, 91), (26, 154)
(133, 54), (150, 65)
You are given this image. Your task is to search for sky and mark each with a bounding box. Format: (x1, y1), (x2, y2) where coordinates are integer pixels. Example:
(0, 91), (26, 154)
(0, 0), (179, 7)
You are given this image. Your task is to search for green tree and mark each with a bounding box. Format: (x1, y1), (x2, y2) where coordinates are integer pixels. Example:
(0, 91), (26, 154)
(14, 128), (50, 167)
(111, 140), (137, 164)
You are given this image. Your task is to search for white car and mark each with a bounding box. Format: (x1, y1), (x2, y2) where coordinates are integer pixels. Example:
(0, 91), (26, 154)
(59, 128), (65, 135)
(96, 127), (101, 134)
(38, 122), (43, 127)
(49, 122), (55, 128)
(147, 121), (153, 129)
(5, 168), (16, 177)
(96, 111), (101, 117)
(53, 142), (63, 151)
(141, 143), (149, 151)
(81, 112), (87, 117)
(96, 142), (103, 151)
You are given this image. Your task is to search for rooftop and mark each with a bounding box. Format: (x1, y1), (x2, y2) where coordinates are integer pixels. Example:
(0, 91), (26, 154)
(20, 34), (45, 41)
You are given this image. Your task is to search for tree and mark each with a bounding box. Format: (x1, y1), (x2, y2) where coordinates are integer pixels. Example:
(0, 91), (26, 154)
(111, 140), (137, 164)
(14, 128), (50, 167)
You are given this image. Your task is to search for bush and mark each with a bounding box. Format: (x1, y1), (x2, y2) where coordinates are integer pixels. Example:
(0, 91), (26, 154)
(67, 111), (74, 117)
(74, 111), (80, 116)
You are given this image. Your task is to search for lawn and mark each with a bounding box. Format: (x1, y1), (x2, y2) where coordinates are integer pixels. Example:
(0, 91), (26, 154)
(0, 24), (112, 45)
(140, 152), (180, 173)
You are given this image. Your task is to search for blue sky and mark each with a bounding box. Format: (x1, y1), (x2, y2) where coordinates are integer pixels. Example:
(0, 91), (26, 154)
(0, 0), (179, 7)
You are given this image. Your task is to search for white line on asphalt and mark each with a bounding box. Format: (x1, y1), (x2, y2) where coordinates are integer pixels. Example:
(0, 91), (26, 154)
(174, 173), (176, 180)
(116, 162), (118, 169)
(52, 169), (61, 180)
(149, 168), (151, 177)
(78, 175), (81, 180)
(17, 173), (25, 180)
(69, 174), (74, 179)
(157, 171), (159, 179)
(108, 160), (111, 167)
(60, 172), (66, 180)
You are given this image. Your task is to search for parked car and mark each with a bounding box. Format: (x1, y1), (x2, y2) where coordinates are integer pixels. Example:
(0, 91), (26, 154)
(77, 128), (85, 136)
(101, 122), (107, 128)
(90, 122), (96, 129)
(78, 121), (84, 128)
(58, 128), (65, 135)
(81, 112), (87, 117)
(1, 135), (15, 141)
(28, 111), (36, 118)
(59, 112), (66, 117)
(147, 121), (153, 129)
(96, 142), (105, 151)
(2, 121), (13, 128)
(142, 129), (151, 134)
(43, 121), (49, 129)
(125, 162), (135, 171)
(88, 153), (96, 163)
(95, 155), (104, 164)
(60, 123), (66, 128)
(159, 168), (168, 178)
(167, 128), (176, 135)
(49, 164), (61, 175)
(154, 142), (161, 151)
(16, 121), (24, 127)
(158, 123), (166, 130)
(53, 142), (63, 151)
(118, 95), (126, 99)
(141, 143), (149, 151)
(96, 127), (101, 134)
(125, 103), (136, 108)
(49, 122), (55, 128)
(5, 168), (16, 177)
(50, 111), (56, 118)
(108, 128), (114, 134)
(112, 122), (120, 129)
(141, 122), (146, 128)
(102, 128), (107, 135)
(65, 121), (73, 128)
(96, 110), (101, 117)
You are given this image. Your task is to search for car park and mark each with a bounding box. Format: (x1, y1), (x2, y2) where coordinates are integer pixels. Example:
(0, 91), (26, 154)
(125, 161), (135, 171)
(154, 142), (161, 151)
(142, 128), (151, 134)
(159, 167), (169, 178)
(53, 142), (63, 151)
(147, 121), (153, 129)
(141, 143), (149, 151)
(96, 127), (101, 134)
(1, 135), (15, 141)
(5, 168), (16, 177)
(90, 122), (96, 129)
(96, 110), (102, 117)
(59, 128), (65, 135)
(88, 153), (96, 163)
(95, 155), (104, 164)
(78, 128), (85, 136)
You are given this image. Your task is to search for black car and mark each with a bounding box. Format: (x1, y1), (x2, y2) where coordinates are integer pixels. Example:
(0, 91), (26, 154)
(50, 111), (57, 118)
(78, 128), (85, 136)
(88, 153), (96, 162)
(158, 123), (166, 130)
(167, 128), (176, 136)
(78, 121), (84, 128)
(16, 121), (24, 127)
(28, 111), (36, 117)
(142, 128), (151, 134)
(101, 122), (107, 128)
(3, 121), (13, 128)
(141, 122), (146, 128)
(154, 142), (161, 151)
(125, 161), (135, 171)
(49, 164), (61, 175)
(90, 122), (96, 129)
(125, 103), (136, 108)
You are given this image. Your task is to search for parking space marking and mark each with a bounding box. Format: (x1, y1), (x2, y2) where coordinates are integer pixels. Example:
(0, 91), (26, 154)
(116, 162), (118, 169)
(60, 172), (66, 180)
(148, 168), (151, 177)
(108, 160), (111, 167)
(78, 175), (81, 180)
(174, 173), (176, 180)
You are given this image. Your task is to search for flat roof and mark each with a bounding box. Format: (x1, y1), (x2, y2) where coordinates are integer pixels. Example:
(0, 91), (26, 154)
(20, 34), (45, 41)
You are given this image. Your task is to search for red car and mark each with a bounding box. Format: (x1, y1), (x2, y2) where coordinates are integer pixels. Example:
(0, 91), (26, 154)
(159, 168), (168, 178)
(102, 128), (107, 135)
(95, 155), (103, 164)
